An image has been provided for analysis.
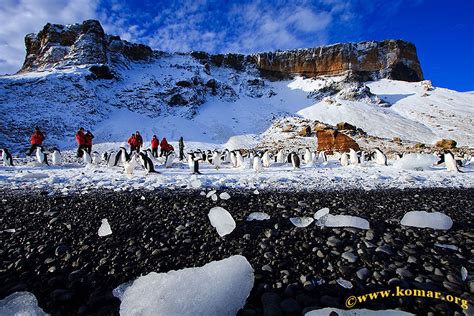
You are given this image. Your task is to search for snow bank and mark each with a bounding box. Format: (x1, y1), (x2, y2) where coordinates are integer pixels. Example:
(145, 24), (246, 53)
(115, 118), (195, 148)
(0, 292), (46, 316)
(224, 135), (259, 151)
(400, 211), (453, 230)
(290, 217), (314, 227)
(246, 212), (270, 221)
(117, 255), (254, 316)
(317, 214), (370, 230)
(393, 153), (438, 170)
(305, 308), (413, 316)
(208, 207), (236, 237)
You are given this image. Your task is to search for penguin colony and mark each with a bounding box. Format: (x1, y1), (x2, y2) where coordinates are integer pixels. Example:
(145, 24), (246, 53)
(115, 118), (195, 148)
(0, 145), (471, 174)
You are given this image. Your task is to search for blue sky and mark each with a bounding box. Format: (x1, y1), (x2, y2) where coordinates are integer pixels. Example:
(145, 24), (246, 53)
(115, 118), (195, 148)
(1, 0), (473, 91)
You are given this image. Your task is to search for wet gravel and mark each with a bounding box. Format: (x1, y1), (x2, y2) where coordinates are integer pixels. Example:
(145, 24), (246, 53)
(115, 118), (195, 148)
(1, 188), (473, 315)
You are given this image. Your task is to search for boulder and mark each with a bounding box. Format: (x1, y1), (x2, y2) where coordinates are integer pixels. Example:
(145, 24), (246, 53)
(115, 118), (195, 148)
(314, 122), (330, 132)
(336, 122), (357, 131)
(298, 126), (312, 137)
(435, 139), (457, 149)
(317, 130), (360, 154)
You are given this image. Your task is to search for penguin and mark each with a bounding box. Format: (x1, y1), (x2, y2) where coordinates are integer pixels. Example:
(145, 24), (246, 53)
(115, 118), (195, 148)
(188, 152), (201, 174)
(395, 153), (403, 160)
(262, 151), (271, 167)
(349, 148), (359, 165)
(277, 149), (284, 163)
(318, 151), (327, 163)
(304, 148), (312, 164)
(444, 151), (460, 172)
(82, 149), (92, 165)
(124, 152), (139, 175)
(102, 152), (109, 162)
(230, 151), (237, 167)
(206, 150), (213, 164)
(120, 147), (130, 164)
(223, 149), (230, 164)
(92, 151), (101, 164)
(360, 151), (367, 162)
(51, 148), (61, 165)
(107, 152), (116, 167)
(1, 148), (13, 166)
(291, 152), (300, 169)
(36, 147), (49, 165)
(340, 152), (349, 166)
(236, 151), (244, 168)
(138, 152), (159, 173)
(374, 148), (387, 166)
(165, 151), (175, 168)
(253, 156), (263, 173)
(287, 153), (293, 164)
(212, 151), (221, 170)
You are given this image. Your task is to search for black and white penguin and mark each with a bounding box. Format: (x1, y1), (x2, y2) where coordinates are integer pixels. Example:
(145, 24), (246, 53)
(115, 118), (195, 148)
(82, 149), (92, 164)
(349, 148), (359, 165)
(374, 148), (387, 166)
(36, 147), (49, 165)
(51, 148), (61, 165)
(1, 148), (13, 166)
(340, 152), (349, 166)
(188, 152), (201, 174)
(291, 152), (300, 169)
(92, 151), (101, 164)
(287, 153), (293, 164)
(444, 151), (460, 172)
(165, 151), (176, 168)
(113, 147), (129, 166)
(318, 151), (327, 163)
(138, 152), (159, 173)
(212, 150), (221, 170)
(102, 152), (109, 162)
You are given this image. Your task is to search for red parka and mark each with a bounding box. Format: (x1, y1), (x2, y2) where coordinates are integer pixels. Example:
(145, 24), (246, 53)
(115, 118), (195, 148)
(151, 137), (159, 149)
(160, 138), (173, 151)
(30, 131), (45, 145)
(75, 130), (86, 145)
(128, 135), (137, 147)
(84, 132), (94, 147)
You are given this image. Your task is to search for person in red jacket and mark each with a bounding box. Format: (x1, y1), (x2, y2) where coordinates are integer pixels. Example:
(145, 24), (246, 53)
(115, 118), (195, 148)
(75, 127), (87, 158)
(84, 130), (94, 154)
(26, 127), (45, 156)
(151, 135), (159, 157)
(135, 131), (143, 152)
(160, 137), (174, 157)
(128, 133), (137, 153)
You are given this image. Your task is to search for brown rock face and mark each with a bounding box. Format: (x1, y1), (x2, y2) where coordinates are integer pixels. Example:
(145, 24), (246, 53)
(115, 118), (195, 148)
(435, 139), (457, 149)
(317, 130), (360, 154)
(20, 20), (152, 72)
(251, 40), (423, 82)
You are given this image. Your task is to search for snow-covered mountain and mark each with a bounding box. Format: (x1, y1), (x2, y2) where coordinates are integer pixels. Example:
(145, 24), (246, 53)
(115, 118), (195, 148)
(1, 20), (472, 152)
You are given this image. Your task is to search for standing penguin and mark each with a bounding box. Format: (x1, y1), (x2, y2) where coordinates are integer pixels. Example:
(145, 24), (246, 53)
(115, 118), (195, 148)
(318, 151), (327, 163)
(253, 155), (263, 173)
(444, 151), (460, 172)
(360, 151), (367, 162)
(92, 151), (101, 164)
(51, 148), (62, 165)
(291, 152), (300, 169)
(1, 148), (13, 166)
(262, 151), (271, 167)
(82, 149), (92, 165)
(236, 151), (244, 168)
(304, 148), (312, 164)
(138, 152), (159, 173)
(102, 152), (109, 162)
(212, 151), (221, 170)
(124, 152), (139, 175)
(277, 149), (285, 163)
(349, 148), (359, 165)
(374, 148), (387, 166)
(340, 152), (349, 167)
(165, 151), (176, 168)
(188, 152), (201, 174)
(230, 151), (237, 167)
(36, 147), (49, 165)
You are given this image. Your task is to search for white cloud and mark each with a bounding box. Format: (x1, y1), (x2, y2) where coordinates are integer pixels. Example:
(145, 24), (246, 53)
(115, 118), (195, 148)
(0, 0), (99, 75)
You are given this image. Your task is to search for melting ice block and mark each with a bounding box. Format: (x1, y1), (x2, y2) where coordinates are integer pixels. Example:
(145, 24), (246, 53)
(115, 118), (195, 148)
(290, 217), (314, 227)
(117, 255), (254, 316)
(246, 212), (270, 221)
(401, 211), (453, 230)
(208, 207), (236, 237)
(317, 214), (370, 230)
(98, 218), (112, 237)
(0, 292), (46, 316)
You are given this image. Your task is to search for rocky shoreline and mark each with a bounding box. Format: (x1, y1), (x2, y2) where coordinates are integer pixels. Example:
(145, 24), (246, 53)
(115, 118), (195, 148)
(1, 188), (473, 315)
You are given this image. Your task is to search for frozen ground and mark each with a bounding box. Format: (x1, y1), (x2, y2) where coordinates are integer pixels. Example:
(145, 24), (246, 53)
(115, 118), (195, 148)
(1, 147), (473, 193)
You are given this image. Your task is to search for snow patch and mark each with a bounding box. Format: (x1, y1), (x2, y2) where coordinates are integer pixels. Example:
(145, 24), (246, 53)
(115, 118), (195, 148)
(393, 153), (438, 171)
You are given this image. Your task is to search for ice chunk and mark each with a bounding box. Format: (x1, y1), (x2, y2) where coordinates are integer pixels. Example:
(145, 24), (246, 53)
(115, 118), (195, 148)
(208, 207), (236, 237)
(246, 212), (270, 221)
(314, 207), (330, 220)
(0, 291), (46, 316)
(393, 153), (438, 170)
(461, 266), (468, 281)
(206, 190), (217, 198)
(98, 218), (112, 237)
(253, 189), (259, 195)
(211, 194), (218, 201)
(400, 211), (452, 230)
(117, 255), (254, 316)
(219, 192), (231, 200)
(305, 308), (414, 315)
(336, 277), (353, 289)
(290, 217), (314, 228)
(317, 214), (370, 230)
(190, 180), (202, 188)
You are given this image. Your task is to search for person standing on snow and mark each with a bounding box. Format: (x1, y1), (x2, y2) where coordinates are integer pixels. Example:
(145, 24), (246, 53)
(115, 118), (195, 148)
(84, 130), (94, 154)
(151, 135), (159, 158)
(128, 133), (137, 153)
(26, 127), (45, 156)
(160, 137), (173, 157)
(178, 136), (185, 161)
(75, 127), (87, 158)
(135, 131), (143, 152)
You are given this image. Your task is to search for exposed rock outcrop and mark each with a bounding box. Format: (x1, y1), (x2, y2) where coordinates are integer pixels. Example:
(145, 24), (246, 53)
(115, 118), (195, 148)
(435, 139), (457, 149)
(317, 129), (360, 153)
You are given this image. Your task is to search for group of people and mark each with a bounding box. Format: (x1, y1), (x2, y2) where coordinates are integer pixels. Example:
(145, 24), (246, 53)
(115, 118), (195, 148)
(26, 128), (185, 160)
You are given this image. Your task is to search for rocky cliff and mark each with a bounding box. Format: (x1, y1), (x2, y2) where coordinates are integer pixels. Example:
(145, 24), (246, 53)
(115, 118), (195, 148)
(19, 20), (423, 82)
